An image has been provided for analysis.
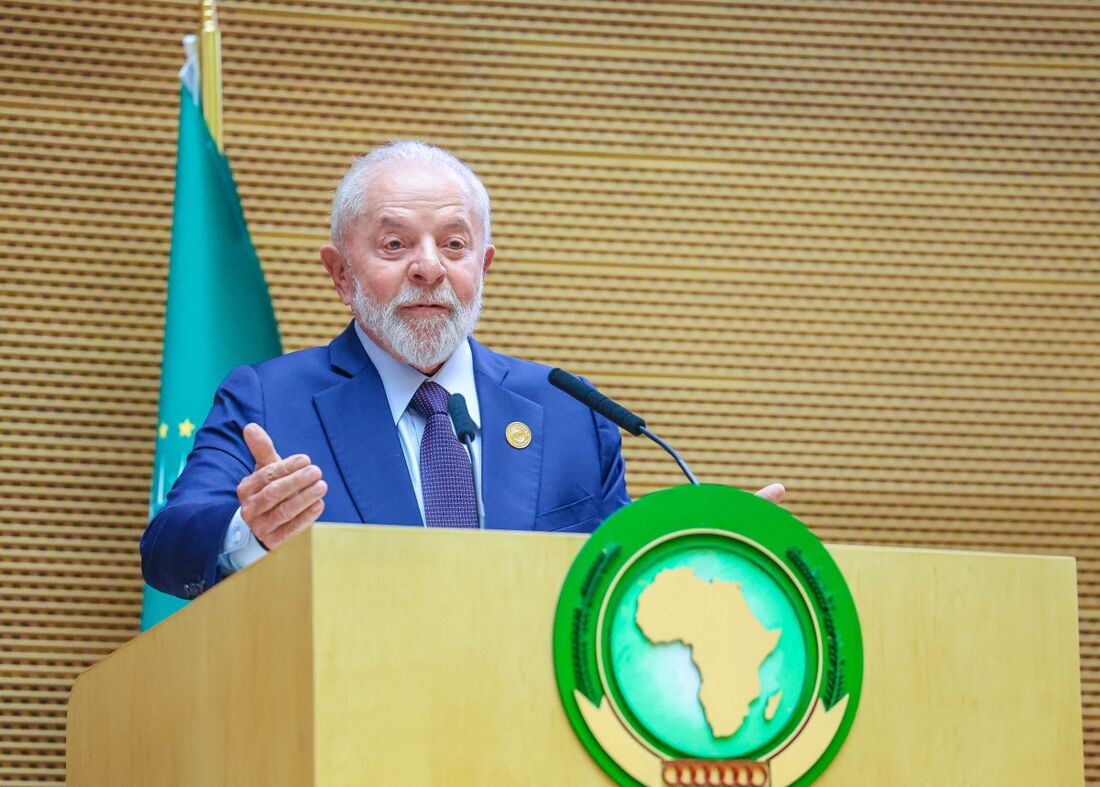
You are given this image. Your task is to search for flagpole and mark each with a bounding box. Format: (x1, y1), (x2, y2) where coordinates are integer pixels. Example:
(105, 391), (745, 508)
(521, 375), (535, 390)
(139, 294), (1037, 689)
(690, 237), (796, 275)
(200, 0), (223, 149)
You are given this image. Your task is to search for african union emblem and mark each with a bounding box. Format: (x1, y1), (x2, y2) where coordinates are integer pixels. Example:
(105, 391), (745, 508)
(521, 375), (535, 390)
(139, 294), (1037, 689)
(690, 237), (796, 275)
(553, 485), (862, 786)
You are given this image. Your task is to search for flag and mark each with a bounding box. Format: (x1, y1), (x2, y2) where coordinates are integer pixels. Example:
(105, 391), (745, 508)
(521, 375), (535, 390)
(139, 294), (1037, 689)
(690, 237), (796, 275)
(140, 38), (282, 630)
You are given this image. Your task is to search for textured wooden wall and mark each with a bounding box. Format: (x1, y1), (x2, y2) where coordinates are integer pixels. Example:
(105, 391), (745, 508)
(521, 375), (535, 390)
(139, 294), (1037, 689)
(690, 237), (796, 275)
(0, 1), (1096, 783)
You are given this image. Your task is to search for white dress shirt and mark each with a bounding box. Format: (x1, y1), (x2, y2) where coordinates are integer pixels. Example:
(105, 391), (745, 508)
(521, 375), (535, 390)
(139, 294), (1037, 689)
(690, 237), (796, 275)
(218, 324), (483, 574)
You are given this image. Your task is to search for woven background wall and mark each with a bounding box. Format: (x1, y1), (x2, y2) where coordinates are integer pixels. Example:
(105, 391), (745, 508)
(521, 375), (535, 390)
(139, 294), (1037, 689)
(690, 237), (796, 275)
(1, 1), (1096, 782)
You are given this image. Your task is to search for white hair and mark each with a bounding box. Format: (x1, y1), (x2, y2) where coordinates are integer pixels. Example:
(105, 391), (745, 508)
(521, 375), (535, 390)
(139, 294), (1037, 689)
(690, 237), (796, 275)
(330, 140), (492, 253)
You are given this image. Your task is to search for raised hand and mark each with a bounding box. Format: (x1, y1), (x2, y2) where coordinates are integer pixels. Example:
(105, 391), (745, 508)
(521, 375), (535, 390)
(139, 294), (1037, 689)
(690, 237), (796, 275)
(236, 423), (327, 549)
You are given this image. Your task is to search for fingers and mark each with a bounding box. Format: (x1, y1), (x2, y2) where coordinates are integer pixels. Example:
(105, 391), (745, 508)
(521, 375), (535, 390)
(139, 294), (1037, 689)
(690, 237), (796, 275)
(251, 479), (327, 548)
(243, 423), (280, 468)
(261, 499), (325, 549)
(754, 483), (786, 504)
(236, 453), (311, 500)
(239, 463), (324, 521)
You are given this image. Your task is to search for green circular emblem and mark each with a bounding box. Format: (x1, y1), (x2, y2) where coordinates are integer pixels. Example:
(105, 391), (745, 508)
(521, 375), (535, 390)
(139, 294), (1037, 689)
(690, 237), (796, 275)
(553, 485), (862, 787)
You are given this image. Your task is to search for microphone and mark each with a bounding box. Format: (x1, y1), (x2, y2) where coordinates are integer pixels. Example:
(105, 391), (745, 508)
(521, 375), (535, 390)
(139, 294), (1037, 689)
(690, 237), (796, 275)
(548, 368), (699, 486)
(448, 392), (477, 445)
(548, 367), (646, 436)
(447, 393), (483, 524)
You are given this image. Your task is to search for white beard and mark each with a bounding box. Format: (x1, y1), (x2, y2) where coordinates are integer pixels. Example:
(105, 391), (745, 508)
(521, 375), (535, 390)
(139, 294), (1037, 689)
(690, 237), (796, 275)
(350, 275), (483, 370)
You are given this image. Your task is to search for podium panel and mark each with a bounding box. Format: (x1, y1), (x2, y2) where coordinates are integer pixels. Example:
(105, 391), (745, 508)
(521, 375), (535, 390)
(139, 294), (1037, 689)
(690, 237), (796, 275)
(68, 525), (1084, 785)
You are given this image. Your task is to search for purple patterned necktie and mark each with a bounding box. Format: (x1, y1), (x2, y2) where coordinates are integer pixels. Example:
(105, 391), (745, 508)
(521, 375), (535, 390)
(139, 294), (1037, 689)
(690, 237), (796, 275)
(409, 380), (479, 528)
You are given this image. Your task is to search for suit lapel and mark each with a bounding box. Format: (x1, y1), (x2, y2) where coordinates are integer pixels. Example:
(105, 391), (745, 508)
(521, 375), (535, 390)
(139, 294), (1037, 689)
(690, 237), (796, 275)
(313, 324), (422, 527)
(472, 340), (544, 531)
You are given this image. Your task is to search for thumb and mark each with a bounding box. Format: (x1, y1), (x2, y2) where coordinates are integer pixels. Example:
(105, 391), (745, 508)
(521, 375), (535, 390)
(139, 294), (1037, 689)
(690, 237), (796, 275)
(243, 423), (281, 468)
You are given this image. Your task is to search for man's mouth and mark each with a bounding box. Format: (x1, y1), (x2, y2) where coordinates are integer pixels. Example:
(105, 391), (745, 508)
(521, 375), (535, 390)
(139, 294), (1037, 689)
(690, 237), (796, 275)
(398, 303), (450, 316)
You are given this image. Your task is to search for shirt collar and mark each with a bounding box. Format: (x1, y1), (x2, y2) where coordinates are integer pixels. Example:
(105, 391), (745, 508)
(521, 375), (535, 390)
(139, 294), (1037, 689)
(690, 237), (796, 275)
(353, 321), (481, 429)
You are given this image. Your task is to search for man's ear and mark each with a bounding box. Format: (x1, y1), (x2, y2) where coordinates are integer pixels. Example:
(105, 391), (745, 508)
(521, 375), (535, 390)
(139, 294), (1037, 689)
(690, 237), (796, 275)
(482, 244), (495, 275)
(320, 244), (353, 306)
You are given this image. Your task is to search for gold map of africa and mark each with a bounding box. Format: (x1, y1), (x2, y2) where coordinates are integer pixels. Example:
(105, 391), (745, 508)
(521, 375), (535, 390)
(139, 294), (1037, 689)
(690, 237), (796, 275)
(636, 568), (781, 738)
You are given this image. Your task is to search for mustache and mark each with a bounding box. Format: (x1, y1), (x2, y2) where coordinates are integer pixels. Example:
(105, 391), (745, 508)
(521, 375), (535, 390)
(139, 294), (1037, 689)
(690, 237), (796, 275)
(390, 284), (460, 310)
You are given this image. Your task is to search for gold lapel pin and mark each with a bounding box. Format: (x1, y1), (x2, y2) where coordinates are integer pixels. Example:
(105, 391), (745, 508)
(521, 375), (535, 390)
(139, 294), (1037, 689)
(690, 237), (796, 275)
(506, 421), (532, 449)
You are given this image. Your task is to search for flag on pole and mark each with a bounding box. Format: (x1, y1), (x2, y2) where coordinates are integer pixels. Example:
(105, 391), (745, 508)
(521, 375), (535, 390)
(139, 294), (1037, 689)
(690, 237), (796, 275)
(140, 36), (282, 630)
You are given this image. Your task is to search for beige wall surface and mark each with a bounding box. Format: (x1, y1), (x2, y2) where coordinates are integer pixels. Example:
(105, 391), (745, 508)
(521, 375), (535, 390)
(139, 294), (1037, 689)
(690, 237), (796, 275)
(1, 1), (1097, 783)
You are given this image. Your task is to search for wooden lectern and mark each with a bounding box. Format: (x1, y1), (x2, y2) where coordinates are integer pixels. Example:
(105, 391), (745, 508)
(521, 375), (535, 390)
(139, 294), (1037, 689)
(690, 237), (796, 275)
(67, 525), (1085, 785)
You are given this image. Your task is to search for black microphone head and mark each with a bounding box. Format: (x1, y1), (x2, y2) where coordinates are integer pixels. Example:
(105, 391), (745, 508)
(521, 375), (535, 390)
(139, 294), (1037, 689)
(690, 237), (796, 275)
(548, 367), (585, 397)
(549, 370), (698, 483)
(447, 392), (477, 444)
(548, 367), (646, 436)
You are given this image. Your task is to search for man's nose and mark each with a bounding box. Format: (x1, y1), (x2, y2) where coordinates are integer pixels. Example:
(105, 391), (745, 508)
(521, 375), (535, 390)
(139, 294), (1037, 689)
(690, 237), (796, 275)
(408, 239), (445, 285)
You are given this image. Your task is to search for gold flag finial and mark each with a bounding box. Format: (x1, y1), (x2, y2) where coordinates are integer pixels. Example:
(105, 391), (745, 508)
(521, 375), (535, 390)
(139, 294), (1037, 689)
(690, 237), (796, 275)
(199, 0), (223, 149)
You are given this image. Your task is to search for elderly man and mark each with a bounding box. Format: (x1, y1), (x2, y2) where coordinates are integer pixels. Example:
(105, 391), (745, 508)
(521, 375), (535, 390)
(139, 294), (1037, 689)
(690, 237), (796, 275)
(141, 141), (784, 600)
(139, 141), (635, 599)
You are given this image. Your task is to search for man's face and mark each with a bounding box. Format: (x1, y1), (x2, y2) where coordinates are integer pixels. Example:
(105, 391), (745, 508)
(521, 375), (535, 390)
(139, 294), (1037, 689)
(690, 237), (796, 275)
(321, 162), (494, 372)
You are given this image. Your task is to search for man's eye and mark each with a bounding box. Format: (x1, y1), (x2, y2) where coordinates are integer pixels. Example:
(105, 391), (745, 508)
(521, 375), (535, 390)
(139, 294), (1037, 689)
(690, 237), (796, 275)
(446, 239), (465, 250)
(383, 239), (402, 251)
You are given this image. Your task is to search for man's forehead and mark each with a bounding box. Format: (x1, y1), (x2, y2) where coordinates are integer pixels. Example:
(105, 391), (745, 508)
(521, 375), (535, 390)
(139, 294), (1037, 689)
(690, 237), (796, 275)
(360, 163), (482, 232)
(367, 163), (470, 201)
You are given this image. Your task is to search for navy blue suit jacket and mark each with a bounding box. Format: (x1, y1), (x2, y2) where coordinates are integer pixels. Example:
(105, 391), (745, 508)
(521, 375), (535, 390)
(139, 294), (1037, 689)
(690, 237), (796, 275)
(140, 323), (631, 599)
